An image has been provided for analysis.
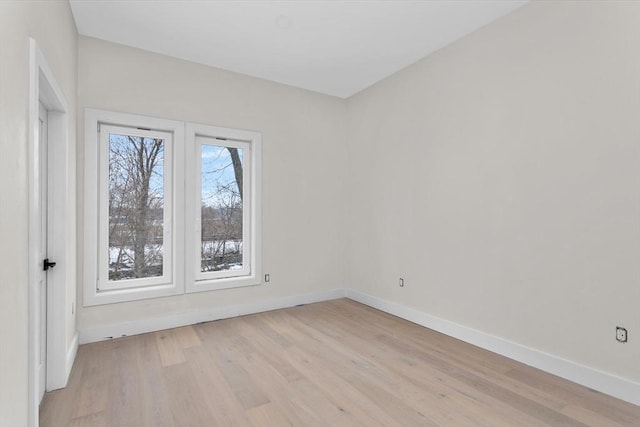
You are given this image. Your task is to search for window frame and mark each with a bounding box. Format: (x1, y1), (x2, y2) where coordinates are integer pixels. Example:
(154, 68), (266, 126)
(84, 110), (262, 306)
(195, 135), (251, 281)
(84, 109), (185, 306)
(98, 124), (173, 291)
(185, 122), (262, 293)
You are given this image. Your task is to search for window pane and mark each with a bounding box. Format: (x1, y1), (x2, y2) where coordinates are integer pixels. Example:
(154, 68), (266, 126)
(200, 144), (243, 273)
(108, 133), (165, 281)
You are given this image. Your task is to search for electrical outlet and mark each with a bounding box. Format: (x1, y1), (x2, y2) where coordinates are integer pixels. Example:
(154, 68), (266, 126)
(616, 326), (627, 343)
(264, 273), (270, 283)
(399, 278), (404, 287)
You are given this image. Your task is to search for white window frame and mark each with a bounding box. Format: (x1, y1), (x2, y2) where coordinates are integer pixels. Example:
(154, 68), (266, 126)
(195, 135), (251, 281)
(186, 123), (262, 293)
(98, 124), (174, 291)
(84, 110), (262, 306)
(84, 109), (185, 306)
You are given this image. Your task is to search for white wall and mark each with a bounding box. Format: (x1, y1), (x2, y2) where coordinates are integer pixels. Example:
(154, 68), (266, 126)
(76, 37), (349, 336)
(0, 1), (77, 425)
(347, 0), (640, 384)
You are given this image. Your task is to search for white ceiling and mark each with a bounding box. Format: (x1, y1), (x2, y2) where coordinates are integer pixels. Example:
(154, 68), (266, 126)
(69, 0), (528, 98)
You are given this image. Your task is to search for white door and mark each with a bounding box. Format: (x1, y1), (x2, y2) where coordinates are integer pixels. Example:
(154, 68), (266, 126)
(36, 101), (50, 404)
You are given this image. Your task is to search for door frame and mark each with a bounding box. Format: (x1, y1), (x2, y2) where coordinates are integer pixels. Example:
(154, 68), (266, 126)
(28, 38), (70, 427)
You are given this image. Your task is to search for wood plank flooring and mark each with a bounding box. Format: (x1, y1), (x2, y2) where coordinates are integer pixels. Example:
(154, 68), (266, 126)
(40, 299), (640, 426)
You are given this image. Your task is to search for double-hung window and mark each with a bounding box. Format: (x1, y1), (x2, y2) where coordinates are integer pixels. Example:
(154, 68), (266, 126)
(84, 110), (261, 306)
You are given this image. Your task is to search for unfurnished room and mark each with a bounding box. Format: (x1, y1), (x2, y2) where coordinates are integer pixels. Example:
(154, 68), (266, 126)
(1, 1), (639, 426)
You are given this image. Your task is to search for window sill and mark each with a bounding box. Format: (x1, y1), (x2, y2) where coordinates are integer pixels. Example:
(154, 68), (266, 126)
(186, 275), (262, 293)
(84, 282), (183, 306)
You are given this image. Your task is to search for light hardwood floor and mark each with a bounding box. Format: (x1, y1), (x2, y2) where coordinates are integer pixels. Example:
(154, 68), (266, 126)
(40, 299), (640, 426)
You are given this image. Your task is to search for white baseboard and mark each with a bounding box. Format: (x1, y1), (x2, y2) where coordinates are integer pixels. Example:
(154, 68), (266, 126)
(78, 288), (346, 345)
(65, 333), (78, 383)
(345, 289), (640, 407)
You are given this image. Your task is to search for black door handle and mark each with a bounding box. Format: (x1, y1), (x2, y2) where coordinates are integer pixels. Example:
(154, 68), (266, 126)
(43, 258), (57, 271)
